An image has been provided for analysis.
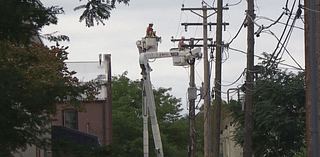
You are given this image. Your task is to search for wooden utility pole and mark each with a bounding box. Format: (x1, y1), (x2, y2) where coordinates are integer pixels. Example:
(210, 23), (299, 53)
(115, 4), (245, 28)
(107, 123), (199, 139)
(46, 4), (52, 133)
(213, 0), (223, 156)
(188, 59), (196, 157)
(244, 0), (254, 156)
(306, 0), (320, 156)
(305, 0), (312, 156)
(202, 6), (211, 157)
(317, 0), (320, 154)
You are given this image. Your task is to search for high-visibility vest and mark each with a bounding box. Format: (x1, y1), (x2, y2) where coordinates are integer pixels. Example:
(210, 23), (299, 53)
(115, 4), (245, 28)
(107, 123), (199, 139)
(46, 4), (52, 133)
(178, 40), (185, 51)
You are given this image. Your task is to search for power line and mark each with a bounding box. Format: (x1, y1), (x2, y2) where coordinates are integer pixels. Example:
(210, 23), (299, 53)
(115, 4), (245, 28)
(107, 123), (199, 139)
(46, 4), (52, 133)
(175, 7), (184, 40)
(225, 0), (243, 7)
(256, 16), (304, 30)
(269, 1), (299, 70)
(266, 0), (297, 70)
(262, 30), (303, 70)
(65, 61), (98, 63)
(215, 69), (246, 87)
(227, 46), (304, 70)
(302, 5), (320, 13)
(226, 16), (246, 45)
(263, 12), (285, 29)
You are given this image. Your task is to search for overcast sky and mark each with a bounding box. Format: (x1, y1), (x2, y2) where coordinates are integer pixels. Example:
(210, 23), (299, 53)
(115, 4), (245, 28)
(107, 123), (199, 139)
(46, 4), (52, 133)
(41, 0), (305, 115)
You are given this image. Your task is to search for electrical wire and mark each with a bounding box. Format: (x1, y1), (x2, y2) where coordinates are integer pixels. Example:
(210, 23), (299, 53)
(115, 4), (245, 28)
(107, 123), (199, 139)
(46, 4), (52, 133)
(216, 0), (303, 98)
(301, 5), (320, 13)
(216, 69), (246, 87)
(225, 30), (232, 45)
(226, 16), (246, 45)
(254, 0), (260, 15)
(65, 61), (98, 63)
(183, 0), (303, 104)
(202, 0), (214, 8)
(262, 30), (303, 70)
(175, 0), (189, 40)
(212, 0), (216, 8)
(266, 0), (297, 70)
(225, 0), (243, 7)
(299, 15), (305, 24)
(229, 91), (239, 101)
(221, 47), (230, 63)
(193, 57), (204, 83)
(194, 15), (202, 37)
(227, 46), (304, 71)
(263, 12), (286, 29)
(256, 16), (304, 30)
(175, 10), (184, 40)
(268, 0), (299, 71)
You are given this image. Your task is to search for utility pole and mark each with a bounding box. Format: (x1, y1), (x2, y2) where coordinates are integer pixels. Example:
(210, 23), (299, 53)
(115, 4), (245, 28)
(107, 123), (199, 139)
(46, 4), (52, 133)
(188, 56), (196, 157)
(317, 0), (320, 154)
(186, 38), (197, 157)
(202, 6), (211, 157)
(305, 0), (320, 156)
(244, 0), (254, 156)
(171, 37), (214, 157)
(213, 0), (223, 156)
(304, 0), (312, 155)
(181, 5), (228, 157)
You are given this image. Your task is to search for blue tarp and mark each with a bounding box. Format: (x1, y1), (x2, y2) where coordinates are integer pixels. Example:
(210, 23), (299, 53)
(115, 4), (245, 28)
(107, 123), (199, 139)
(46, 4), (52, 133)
(52, 125), (101, 148)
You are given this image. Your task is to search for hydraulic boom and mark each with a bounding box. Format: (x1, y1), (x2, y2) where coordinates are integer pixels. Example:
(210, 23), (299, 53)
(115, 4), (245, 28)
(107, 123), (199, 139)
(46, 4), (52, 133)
(137, 36), (201, 157)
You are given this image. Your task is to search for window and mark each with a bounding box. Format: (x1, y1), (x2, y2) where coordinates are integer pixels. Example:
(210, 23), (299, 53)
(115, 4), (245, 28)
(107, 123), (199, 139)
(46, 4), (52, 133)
(63, 109), (78, 130)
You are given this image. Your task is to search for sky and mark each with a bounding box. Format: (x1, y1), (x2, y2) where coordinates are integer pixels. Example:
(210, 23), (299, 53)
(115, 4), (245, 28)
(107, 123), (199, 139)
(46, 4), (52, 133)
(41, 0), (305, 115)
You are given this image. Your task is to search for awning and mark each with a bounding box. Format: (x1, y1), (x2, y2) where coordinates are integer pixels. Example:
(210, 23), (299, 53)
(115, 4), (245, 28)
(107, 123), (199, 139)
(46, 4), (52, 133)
(52, 125), (101, 148)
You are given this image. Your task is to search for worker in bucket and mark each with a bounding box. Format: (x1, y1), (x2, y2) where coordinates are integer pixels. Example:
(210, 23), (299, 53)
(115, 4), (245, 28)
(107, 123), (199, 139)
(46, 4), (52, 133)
(178, 36), (186, 51)
(146, 23), (156, 37)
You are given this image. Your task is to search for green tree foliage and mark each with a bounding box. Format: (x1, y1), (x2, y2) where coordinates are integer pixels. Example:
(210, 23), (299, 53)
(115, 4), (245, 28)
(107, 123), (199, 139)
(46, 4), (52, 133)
(0, 0), (63, 45)
(0, 0), (129, 45)
(0, 42), (99, 155)
(74, 0), (130, 27)
(227, 54), (305, 156)
(110, 72), (189, 157)
(0, 0), (128, 155)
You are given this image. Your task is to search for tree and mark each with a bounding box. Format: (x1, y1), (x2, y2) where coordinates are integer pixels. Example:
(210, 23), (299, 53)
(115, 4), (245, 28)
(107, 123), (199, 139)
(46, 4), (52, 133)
(227, 54), (305, 156)
(110, 72), (189, 157)
(0, 42), (99, 155)
(0, 0), (129, 45)
(74, 0), (130, 27)
(0, 0), (63, 45)
(0, 0), (129, 155)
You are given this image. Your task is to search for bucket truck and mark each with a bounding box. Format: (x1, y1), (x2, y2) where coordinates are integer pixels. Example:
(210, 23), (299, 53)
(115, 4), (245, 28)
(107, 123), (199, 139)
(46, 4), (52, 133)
(136, 36), (201, 157)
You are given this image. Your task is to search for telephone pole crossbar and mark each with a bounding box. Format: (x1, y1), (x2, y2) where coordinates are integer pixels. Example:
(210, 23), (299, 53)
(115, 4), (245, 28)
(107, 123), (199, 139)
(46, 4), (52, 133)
(181, 44), (215, 48)
(181, 7), (229, 11)
(171, 38), (213, 42)
(181, 22), (229, 26)
(171, 38), (216, 48)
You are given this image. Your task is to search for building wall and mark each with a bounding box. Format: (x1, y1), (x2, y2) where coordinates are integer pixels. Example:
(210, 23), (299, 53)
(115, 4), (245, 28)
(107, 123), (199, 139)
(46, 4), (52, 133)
(13, 133), (52, 157)
(52, 100), (112, 146)
(53, 54), (113, 146)
(220, 116), (243, 157)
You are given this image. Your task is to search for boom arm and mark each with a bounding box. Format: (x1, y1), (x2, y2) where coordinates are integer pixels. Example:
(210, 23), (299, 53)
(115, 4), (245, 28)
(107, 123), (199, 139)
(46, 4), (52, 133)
(141, 68), (164, 157)
(139, 48), (201, 74)
(138, 37), (201, 157)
